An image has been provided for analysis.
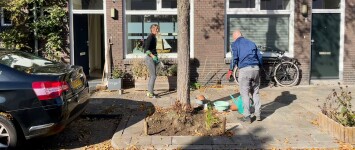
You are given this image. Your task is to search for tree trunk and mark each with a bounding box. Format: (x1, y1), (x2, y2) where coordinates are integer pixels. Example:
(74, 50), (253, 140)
(177, 0), (190, 110)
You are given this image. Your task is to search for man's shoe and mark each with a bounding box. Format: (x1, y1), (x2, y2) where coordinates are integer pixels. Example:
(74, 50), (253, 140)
(256, 116), (262, 121)
(240, 116), (252, 123)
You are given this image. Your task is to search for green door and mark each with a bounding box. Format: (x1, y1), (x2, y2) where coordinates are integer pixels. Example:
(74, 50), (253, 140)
(311, 13), (340, 79)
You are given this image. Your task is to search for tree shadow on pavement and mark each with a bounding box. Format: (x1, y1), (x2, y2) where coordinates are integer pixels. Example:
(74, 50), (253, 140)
(260, 91), (297, 120)
(23, 97), (155, 149)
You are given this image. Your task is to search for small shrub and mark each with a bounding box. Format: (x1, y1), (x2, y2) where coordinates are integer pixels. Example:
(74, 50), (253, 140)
(112, 68), (124, 79)
(205, 103), (219, 130)
(131, 59), (148, 79)
(319, 83), (355, 127)
(190, 82), (201, 90)
(167, 64), (177, 76)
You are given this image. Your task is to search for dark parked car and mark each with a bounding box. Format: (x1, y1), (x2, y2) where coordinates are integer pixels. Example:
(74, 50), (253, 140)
(0, 49), (89, 148)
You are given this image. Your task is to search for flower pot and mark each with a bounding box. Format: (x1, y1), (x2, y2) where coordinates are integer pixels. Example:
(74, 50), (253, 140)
(196, 95), (205, 101)
(230, 103), (238, 111)
(108, 78), (122, 90)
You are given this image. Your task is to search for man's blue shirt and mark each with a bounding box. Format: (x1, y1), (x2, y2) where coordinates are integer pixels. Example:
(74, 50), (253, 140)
(230, 37), (263, 70)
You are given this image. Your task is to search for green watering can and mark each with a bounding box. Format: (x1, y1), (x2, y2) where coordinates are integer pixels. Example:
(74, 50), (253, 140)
(230, 95), (254, 114)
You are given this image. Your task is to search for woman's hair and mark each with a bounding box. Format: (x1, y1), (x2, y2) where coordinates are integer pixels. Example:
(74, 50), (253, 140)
(150, 24), (159, 32)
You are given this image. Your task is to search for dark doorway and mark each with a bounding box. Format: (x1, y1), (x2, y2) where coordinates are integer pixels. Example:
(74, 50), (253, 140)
(311, 13), (340, 79)
(74, 14), (89, 75)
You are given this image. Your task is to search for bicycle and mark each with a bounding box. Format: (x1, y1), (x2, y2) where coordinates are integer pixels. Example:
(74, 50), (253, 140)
(232, 46), (300, 87)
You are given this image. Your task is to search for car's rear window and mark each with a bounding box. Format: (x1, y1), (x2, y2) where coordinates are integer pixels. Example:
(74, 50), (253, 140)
(0, 51), (56, 73)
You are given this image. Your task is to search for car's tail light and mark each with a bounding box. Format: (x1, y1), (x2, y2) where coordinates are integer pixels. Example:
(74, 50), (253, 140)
(32, 81), (69, 101)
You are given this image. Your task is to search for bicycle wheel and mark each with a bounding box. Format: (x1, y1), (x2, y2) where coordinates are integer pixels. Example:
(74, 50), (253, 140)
(233, 66), (239, 85)
(273, 61), (300, 87)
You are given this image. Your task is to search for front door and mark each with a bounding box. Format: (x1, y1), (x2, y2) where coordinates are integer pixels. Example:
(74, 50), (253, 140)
(74, 14), (89, 75)
(311, 13), (340, 79)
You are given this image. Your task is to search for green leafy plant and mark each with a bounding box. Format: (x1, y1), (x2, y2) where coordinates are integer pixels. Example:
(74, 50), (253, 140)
(190, 82), (201, 90)
(157, 64), (178, 76)
(319, 83), (355, 127)
(205, 103), (219, 130)
(112, 68), (124, 79)
(0, 0), (68, 62)
(167, 64), (177, 76)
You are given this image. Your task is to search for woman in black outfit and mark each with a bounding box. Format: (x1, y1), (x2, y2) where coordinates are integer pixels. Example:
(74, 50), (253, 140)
(144, 24), (160, 98)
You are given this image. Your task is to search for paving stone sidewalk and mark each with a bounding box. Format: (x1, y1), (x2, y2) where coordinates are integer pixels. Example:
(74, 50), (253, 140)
(93, 85), (355, 149)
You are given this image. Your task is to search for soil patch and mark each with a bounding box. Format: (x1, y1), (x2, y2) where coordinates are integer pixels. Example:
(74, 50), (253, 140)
(146, 106), (225, 136)
(24, 113), (122, 149)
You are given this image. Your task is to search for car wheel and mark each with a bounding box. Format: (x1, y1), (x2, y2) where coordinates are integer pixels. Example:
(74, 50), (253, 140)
(0, 115), (17, 149)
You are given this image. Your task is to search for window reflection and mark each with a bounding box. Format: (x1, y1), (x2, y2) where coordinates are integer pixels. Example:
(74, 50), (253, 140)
(162, 0), (177, 9)
(227, 15), (289, 54)
(0, 51), (57, 73)
(260, 0), (290, 10)
(126, 0), (157, 10)
(229, 0), (256, 8)
(312, 0), (340, 9)
(73, 0), (103, 10)
(126, 15), (178, 55)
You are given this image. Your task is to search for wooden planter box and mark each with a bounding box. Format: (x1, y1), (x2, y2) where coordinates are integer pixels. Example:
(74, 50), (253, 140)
(134, 76), (177, 91)
(318, 112), (355, 144)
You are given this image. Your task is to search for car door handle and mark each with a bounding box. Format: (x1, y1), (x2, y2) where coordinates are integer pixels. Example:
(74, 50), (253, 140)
(80, 52), (86, 56)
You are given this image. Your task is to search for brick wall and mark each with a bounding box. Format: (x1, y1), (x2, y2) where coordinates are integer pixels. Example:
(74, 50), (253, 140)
(193, 0), (228, 85)
(293, 0), (312, 85)
(343, 0), (355, 84)
(106, 0), (124, 72)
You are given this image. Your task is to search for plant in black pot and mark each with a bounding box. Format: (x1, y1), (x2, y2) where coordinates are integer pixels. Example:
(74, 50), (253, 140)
(108, 68), (125, 91)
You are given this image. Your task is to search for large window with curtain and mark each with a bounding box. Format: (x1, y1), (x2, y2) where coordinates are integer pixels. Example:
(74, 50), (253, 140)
(125, 0), (178, 58)
(226, 0), (294, 58)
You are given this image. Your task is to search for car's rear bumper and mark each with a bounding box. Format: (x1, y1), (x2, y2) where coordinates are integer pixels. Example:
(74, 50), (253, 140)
(21, 87), (90, 139)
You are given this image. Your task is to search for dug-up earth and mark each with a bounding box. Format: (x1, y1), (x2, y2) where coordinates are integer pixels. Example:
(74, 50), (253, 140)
(146, 105), (226, 136)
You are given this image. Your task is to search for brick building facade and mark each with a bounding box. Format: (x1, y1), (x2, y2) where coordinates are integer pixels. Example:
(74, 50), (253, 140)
(68, 0), (355, 86)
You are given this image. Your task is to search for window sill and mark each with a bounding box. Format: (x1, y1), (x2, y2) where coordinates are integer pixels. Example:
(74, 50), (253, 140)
(123, 58), (178, 65)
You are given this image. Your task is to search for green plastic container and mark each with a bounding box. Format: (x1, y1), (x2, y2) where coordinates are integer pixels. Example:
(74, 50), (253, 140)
(213, 101), (230, 112)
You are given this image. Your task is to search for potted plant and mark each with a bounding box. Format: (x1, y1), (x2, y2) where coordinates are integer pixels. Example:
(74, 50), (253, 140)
(108, 68), (125, 91)
(317, 83), (355, 144)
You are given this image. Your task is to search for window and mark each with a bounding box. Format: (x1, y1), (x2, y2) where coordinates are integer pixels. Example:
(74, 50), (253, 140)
(312, 0), (341, 9)
(1, 8), (12, 26)
(125, 0), (178, 58)
(226, 0), (294, 58)
(126, 0), (157, 10)
(229, 0), (256, 8)
(228, 15), (289, 52)
(73, 0), (103, 10)
(0, 51), (55, 74)
(261, 0), (290, 10)
(162, 0), (177, 9)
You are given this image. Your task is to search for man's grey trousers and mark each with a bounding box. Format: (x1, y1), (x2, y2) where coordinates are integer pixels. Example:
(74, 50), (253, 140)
(238, 65), (261, 118)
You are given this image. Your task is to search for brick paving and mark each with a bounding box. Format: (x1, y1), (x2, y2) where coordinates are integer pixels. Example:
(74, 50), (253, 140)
(88, 85), (355, 149)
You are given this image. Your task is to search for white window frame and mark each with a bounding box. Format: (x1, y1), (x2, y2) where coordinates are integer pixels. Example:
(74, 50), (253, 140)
(225, 0), (295, 58)
(124, 0), (194, 59)
(1, 7), (12, 26)
(69, 0), (106, 66)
